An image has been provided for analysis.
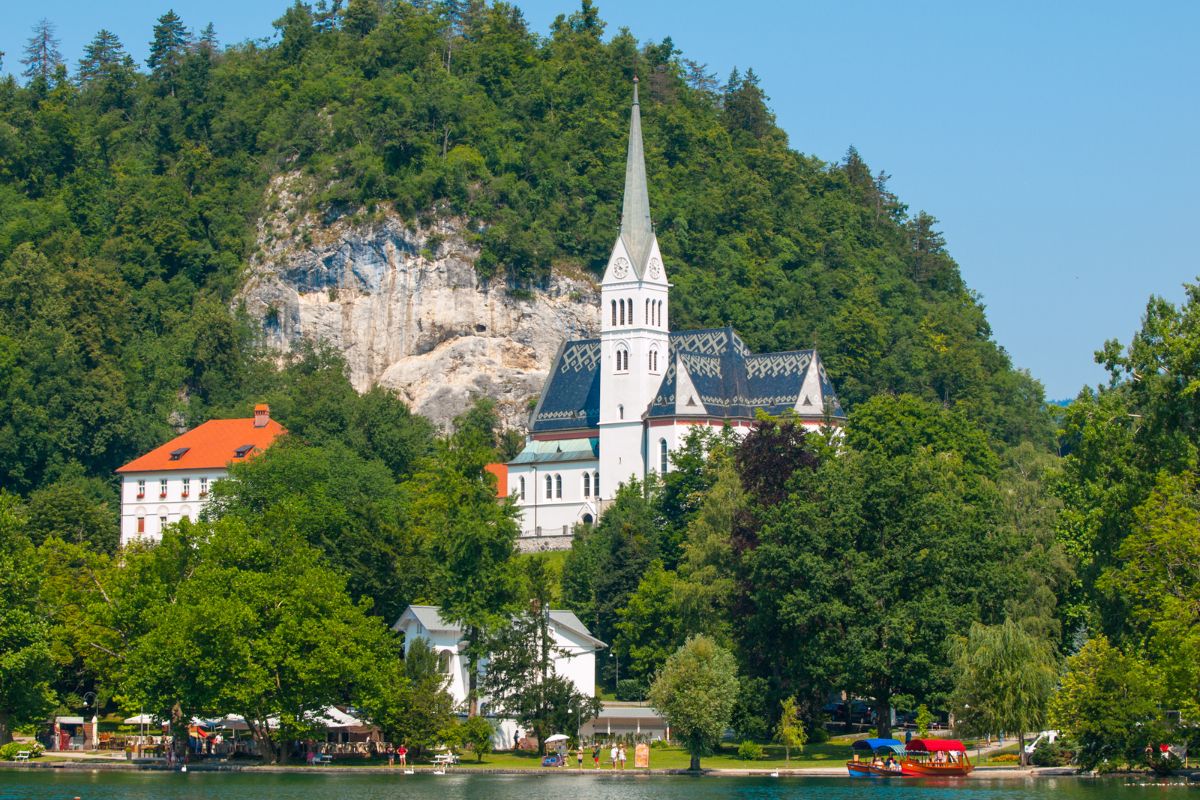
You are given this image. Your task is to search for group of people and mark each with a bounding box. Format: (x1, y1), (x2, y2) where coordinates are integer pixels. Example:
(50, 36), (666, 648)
(567, 743), (629, 769)
(870, 754), (901, 772)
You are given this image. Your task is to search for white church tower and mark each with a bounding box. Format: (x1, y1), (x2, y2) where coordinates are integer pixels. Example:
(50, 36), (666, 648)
(597, 77), (670, 499)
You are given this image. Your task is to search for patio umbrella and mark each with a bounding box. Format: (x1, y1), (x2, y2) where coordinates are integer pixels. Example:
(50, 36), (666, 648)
(124, 714), (157, 725)
(544, 734), (569, 743)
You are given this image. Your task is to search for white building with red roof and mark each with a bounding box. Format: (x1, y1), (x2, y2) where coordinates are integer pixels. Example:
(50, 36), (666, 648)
(116, 404), (285, 547)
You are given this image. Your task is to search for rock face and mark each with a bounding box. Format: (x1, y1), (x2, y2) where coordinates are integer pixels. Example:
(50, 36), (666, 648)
(240, 176), (598, 430)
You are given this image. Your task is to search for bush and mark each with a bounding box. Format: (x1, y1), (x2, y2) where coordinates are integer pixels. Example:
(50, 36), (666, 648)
(807, 724), (830, 744)
(0, 741), (43, 760)
(737, 740), (764, 760)
(990, 753), (1020, 763)
(1030, 738), (1074, 767)
(615, 679), (645, 701)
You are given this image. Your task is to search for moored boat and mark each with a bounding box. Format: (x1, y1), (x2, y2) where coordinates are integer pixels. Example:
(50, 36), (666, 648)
(899, 738), (974, 776)
(846, 738), (908, 778)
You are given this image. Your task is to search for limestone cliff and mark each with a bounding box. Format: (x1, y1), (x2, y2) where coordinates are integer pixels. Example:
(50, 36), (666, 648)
(239, 175), (598, 430)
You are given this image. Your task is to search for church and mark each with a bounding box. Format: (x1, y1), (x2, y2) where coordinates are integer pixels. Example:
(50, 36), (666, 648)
(502, 79), (846, 547)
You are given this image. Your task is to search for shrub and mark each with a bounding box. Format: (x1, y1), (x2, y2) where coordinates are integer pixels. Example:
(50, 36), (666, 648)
(0, 742), (43, 760)
(1030, 739), (1075, 767)
(990, 753), (1020, 763)
(807, 724), (830, 744)
(615, 679), (645, 701)
(737, 740), (764, 760)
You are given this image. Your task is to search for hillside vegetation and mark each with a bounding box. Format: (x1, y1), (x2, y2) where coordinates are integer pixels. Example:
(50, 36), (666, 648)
(0, 0), (1050, 498)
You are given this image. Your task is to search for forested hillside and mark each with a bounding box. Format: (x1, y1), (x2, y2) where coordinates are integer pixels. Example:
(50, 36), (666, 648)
(0, 0), (1050, 501)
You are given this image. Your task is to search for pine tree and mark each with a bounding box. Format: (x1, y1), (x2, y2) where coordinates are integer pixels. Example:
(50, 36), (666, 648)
(197, 23), (219, 53)
(147, 9), (191, 95)
(77, 30), (128, 84)
(21, 19), (62, 83)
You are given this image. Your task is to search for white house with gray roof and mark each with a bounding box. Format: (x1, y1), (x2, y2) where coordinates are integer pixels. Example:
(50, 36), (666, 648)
(392, 604), (605, 748)
(499, 79), (845, 549)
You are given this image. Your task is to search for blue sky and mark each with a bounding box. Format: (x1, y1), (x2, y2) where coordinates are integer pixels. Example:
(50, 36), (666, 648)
(3, 1), (1197, 399)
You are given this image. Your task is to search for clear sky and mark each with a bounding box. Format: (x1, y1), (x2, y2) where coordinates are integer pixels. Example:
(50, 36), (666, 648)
(3, 1), (1197, 399)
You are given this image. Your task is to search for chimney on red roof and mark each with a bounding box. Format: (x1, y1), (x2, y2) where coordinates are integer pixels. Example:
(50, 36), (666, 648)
(253, 404), (270, 428)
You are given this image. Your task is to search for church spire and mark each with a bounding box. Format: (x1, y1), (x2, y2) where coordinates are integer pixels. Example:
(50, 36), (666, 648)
(620, 76), (655, 276)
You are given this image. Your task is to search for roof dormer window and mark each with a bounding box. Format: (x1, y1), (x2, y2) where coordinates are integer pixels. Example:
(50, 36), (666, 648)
(234, 444), (254, 458)
(169, 447), (189, 461)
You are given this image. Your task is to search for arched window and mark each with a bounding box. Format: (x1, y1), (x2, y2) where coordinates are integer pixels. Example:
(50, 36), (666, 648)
(619, 299), (625, 326)
(545, 474), (553, 499)
(518, 476), (525, 500)
(618, 404), (624, 420)
(582, 513), (594, 526)
(611, 300), (616, 327)
(628, 297), (634, 324)
(645, 298), (649, 324)
(660, 438), (669, 473)
(594, 471), (600, 495)
(438, 650), (452, 674)
(649, 348), (658, 372)
(616, 347), (628, 372)
(555, 474), (563, 499)
(583, 472), (591, 497)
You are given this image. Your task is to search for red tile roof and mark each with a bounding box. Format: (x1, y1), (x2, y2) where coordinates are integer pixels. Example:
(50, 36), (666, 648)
(116, 417), (286, 474)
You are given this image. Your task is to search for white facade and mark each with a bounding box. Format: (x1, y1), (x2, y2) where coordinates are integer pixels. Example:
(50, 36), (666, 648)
(119, 469), (225, 545)
(393, 605), (604, 748)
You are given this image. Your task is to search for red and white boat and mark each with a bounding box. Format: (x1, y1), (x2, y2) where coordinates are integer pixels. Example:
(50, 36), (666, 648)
(899, 738), (974, 777)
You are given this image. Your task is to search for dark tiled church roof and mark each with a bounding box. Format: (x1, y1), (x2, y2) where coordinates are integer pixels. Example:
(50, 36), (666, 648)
(529, 327), (844, 434)
(528, 339), (602, 433)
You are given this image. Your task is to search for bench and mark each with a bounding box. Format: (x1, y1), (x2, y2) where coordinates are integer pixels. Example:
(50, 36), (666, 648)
(15, 751), (31, 762)
(313, 754), (334, 765)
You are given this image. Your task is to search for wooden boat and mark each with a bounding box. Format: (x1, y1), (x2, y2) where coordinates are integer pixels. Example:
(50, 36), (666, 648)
(846, 738), (909, 778)
(899, 738), (974, 777)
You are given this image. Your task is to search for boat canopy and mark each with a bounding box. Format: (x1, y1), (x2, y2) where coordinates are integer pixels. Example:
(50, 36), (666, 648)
(904, 738), (967, 753)
(851, 737), (905, 752)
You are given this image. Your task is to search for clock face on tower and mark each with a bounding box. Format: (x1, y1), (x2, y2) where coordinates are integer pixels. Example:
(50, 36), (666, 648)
(649, 257), (662, 279)
(613, 257), (630, 279)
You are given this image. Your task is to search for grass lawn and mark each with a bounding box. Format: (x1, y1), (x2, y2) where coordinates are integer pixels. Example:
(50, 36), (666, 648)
(447, 740), (855, 770)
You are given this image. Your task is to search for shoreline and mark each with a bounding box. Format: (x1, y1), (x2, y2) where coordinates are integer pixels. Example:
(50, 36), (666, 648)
(0, 760), (1089, 779)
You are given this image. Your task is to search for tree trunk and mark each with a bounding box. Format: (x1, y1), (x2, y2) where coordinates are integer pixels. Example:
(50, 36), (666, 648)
(1019, 732), (1026, 766)
(250, 721), (279, 764)
(0, 711), (11, 745)
(874, 697), (892, 739)
(689, 753), (700, 771)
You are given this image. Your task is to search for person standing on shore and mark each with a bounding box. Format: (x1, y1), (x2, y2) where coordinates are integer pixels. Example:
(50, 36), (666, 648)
(577, 746), (584, 769)
(610, 743), (618, 769)
(618, 744), (627, 770)
(592, 743), (601, 768)
(398, 744), (407, 766)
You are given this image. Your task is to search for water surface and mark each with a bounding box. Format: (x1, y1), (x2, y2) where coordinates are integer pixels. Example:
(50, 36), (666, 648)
(0, 770), (1186, 800)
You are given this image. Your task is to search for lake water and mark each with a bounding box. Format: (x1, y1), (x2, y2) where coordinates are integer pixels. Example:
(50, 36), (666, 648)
(0, 771), (1190, 800)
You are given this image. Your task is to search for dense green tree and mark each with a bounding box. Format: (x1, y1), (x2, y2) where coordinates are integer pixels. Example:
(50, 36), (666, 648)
(1098, 473), (1200, 720)
(147, 10), (191, 94)
(950, 618), (1058, 763)
(481, 560), (600, 753)
(1048, 636), (1160, 770)
(612, 560), (684, 686)
(0, 495), (57, 744)
(648, 635), (739, 770)
(775, 696), (807, 761)
(24, 471), (118, 553)
(123, 517), (404, 764)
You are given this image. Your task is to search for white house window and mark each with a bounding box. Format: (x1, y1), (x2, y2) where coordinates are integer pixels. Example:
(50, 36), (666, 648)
(616, 347), (628, 372)
(159, 478), (168, 499)
(200, 477), (209, 497)
(137, 516), (145, 534)
(136, 479), (146, 499)
(619, 299), (625, 325)
(594, 471), (600, 495)
(518, 476), (526, 500)
(583, 472), (591, 497)
(555, 474), (563, 499)
(545, 475), (553, 499)
(649, 348), (659, 372)
(618, 404), (624, 420)
(611, 300), (616, 326)
(181, 478), (190, 498)
(159, 515), (168, 529)
(660, 438), (669, 473)
(438, 650), (452, 674)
